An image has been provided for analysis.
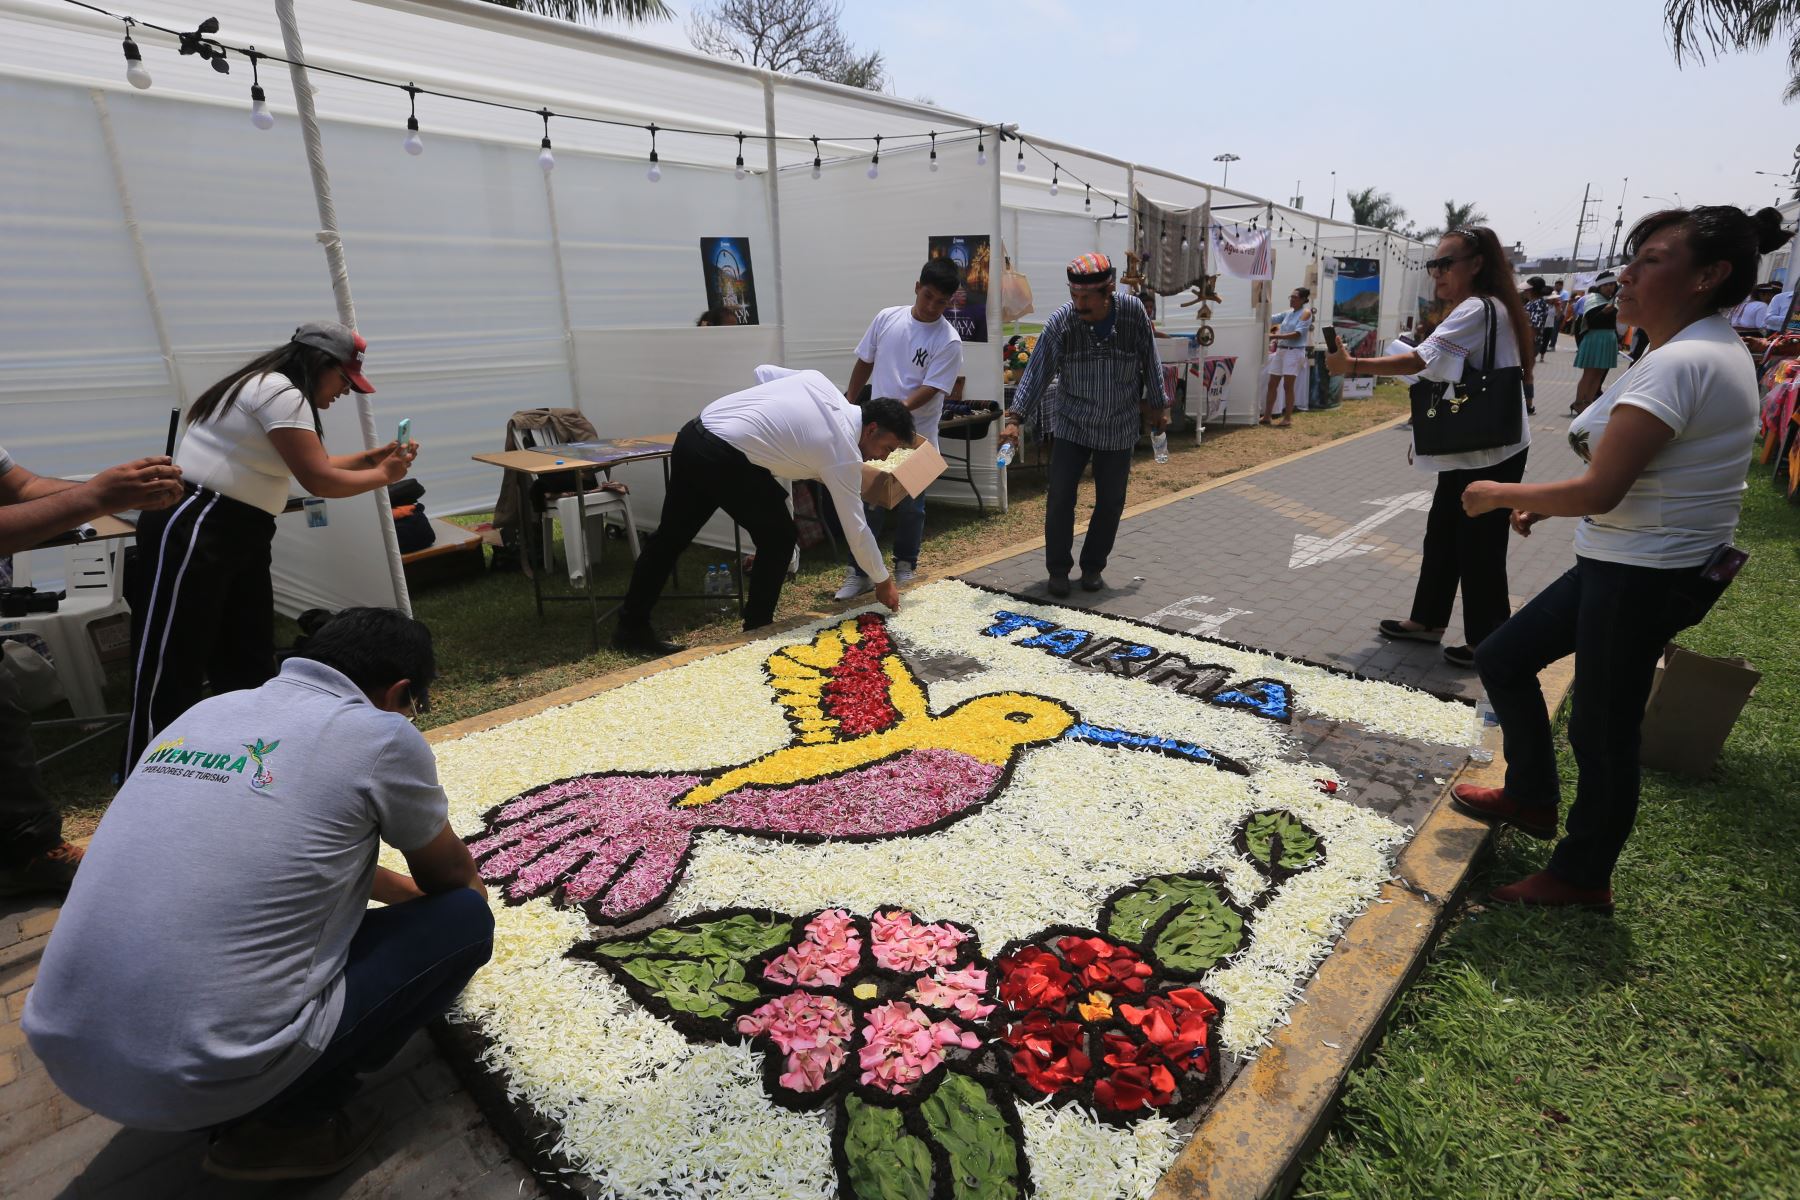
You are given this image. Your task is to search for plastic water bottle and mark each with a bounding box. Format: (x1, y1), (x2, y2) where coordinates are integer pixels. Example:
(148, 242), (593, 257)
(704, 564), (720, 597)
(1151, 430), (1169, 464)
(995, 442), (1016, 470)
(716, 563), (734, 613)
(1468, 696), (1499, 763)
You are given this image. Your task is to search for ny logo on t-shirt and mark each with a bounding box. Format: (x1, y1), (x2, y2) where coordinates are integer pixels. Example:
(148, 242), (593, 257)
(912, 347), (930, 369)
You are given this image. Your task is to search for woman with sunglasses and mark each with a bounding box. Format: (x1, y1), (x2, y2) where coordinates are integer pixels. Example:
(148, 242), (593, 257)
(1447, 205), (1780, 911)
(1324, 226), (1535, 668)
(124, 322), (419, 770)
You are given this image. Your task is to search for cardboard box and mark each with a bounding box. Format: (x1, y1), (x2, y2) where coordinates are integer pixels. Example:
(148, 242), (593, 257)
(860, 434), (947, 508)
(1638, 644), (1760, 777)
(86, 612), (132, 666)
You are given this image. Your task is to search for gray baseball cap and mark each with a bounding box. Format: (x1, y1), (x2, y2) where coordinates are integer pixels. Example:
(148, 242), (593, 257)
(291, 321), (374, 393)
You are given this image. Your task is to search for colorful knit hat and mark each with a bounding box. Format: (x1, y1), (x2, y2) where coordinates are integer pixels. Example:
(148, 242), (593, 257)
(1066, 253), (1115, 288)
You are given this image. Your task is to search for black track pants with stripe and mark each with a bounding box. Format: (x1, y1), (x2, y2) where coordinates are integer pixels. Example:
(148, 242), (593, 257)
(123, 487), (278, 770)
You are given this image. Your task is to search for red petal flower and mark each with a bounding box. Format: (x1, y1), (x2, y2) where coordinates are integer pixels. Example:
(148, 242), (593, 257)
(996, 945), (1073, 1012)
(1002, 1010), (1090, 1096)
(1054, 935), (1152, 996)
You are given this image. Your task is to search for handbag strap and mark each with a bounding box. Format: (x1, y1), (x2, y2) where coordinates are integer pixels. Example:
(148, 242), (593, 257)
(1479, 296), (1497, 371)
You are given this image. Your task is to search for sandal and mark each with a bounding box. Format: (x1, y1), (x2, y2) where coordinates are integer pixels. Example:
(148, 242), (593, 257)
(1257, 417), (1272, 426)
(1276, 420), (1293, 428)
(1377, 619), (1445, 643)
(1443, 644), (1476, 668)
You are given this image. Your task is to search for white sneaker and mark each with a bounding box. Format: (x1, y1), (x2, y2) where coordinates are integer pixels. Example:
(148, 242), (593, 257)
(894, 560), (917, 585)
(834, 568), (874, 601)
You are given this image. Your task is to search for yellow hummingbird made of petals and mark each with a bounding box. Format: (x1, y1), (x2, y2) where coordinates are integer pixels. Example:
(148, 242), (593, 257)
(675, 614), (1076, 808)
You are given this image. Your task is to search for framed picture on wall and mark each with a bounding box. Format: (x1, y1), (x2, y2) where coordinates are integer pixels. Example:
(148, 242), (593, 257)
(699, 237), (759, 326)
(927, 234), (990, 343)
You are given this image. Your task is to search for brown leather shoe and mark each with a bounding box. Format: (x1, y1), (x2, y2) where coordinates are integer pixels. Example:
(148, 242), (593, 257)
(1490, 870), (1614, 913)
(0, 841), (84, 897)
(1449, 783), (1557, 841)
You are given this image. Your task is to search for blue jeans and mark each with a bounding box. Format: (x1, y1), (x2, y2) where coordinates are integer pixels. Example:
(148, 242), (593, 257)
(835, 495), (926, 570)
(1474, 556), (1725, 889)
(255, 886), (494, 1120)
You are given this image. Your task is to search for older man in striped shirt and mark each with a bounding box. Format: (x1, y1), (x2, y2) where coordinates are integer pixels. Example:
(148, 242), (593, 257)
(1001, 253), (1168, 597)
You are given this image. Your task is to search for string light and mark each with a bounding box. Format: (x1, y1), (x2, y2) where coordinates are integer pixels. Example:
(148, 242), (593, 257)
(1084, 184), (1090, 211)
(810, 134), (821, 180)
(536, 107), (555, 173)
(1016, 142), (1026, 173)
(928, 131), (938, 172)
(646, 123), (661, 182)
(867, 134), (880, 180)
(976, 128), (986, 166)
(1049, 164), (1059, 197)
(403, 83), (423, 155)
(246, 47), (271, 129)
(121, 17), (151, 89)
(734, 131), (746, 180)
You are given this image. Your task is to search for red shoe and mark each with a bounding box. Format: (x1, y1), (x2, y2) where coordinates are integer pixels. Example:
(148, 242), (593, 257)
(1449, 783), (1557, 841)
(1490, 871), (1614, 913)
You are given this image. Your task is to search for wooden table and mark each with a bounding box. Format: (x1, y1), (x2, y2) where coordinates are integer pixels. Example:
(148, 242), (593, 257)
(473, 437), (743, 650)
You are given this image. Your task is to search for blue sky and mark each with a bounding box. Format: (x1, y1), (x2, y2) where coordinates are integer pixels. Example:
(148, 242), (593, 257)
(592, 0), (1798, 256)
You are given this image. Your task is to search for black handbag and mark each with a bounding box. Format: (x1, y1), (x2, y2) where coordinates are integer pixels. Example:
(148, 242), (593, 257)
(1409, 297), (1524, 456)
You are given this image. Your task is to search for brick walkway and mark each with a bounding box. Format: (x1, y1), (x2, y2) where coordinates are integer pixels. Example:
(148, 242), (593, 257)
(0, 350), (1594, 1198)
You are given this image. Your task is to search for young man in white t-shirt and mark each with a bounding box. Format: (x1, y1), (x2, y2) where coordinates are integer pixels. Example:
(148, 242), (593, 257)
(833, 258), (964, 600)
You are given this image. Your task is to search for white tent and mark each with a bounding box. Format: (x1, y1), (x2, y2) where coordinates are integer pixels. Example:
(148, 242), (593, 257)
(0, 0), (1424, 616)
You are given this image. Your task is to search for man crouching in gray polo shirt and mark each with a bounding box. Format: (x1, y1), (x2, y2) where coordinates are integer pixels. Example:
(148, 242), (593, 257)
(23, 608), (494, 1182)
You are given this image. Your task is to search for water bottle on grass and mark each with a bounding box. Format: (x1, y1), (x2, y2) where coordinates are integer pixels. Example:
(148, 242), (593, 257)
(1469, 696), (1498, 763)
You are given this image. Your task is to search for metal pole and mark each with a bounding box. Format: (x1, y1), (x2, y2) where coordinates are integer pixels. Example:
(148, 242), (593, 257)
(762, 78), (787, 354)
(276, 0), (412, 616)
(1570, 182), (1591, 274)
(541, 170), (581, 411)
(1606, 177), (1628, 267)
(1329, 171), (1336, 220)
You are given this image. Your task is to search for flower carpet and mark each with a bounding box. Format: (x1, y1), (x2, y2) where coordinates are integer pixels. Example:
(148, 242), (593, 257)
(398, 580), (1470, 1200)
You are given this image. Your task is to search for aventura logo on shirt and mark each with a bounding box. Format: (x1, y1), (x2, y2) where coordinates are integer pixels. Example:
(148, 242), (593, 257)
(141, 736), (281, 789)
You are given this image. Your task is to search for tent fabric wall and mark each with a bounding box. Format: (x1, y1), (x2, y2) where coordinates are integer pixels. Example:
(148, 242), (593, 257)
(3, 0), (1425, 613)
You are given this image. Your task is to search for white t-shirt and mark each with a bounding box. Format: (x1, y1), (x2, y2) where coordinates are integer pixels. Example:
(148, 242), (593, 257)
(1568, 314), (1759, 568)
(854, 306), (963, 448)
(1411, 296), (1532, 473)
(175, 373), (318, 514)
(701, 366), (888, 584)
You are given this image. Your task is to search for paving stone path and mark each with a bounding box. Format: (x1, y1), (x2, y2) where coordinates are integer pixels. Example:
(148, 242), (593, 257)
(0, 350), (1595, 1198)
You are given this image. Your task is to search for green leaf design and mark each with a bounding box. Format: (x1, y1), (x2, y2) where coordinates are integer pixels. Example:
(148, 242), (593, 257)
(843, 1096), (933, 1200)
(1244, 810), (1321, 870)
(917, 1073), (1024, 1200)
(588, 912), (794, 1020)
(1151, 892), (1245, 974)
(1106, 876), (1233, 944)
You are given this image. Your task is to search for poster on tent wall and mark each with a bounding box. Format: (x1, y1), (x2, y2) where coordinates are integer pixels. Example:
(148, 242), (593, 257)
(699, 237), (760, 325)
(928, 234), (991, 342)
(1194, 356), (1237, 423)
(1209, 224), (1274, 280)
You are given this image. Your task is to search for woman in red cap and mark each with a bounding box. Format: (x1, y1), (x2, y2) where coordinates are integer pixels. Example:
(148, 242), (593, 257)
(123, 322), (417, 768)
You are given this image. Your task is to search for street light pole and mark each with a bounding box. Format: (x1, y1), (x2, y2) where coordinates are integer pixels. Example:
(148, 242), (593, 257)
(1329, 170), (1337, 219)
(1606, 176), (1628, 266)
(1213, 153), (1239, 188)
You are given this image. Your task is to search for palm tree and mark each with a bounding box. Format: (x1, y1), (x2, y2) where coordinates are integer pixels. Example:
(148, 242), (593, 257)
(1664, 0), (1800, 101)
(1420, 199), (1489, 239)
(1345, 187), (1410, 232)
(480, 0), (673, 23)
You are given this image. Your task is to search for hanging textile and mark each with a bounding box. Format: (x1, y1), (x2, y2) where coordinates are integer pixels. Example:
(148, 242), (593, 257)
(1133, 194), (1210, 295)
(1210, 224), (1274, 281)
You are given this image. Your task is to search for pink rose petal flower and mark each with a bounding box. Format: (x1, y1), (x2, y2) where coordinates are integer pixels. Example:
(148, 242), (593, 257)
(736, 992), (855, 1093)
(908, 965), (996, 1020)
(764, 908), (864, 987)
(855, 1000), (981, 1094)
(869, 910), (969, 974)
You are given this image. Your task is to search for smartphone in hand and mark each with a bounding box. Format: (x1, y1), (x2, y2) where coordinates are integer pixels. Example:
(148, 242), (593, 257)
(1322, 326), (1341, 354)
(396, 418), (411, 447)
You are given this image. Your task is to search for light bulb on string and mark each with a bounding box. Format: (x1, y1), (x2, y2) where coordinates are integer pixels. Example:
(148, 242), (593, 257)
(810, 135), (821, 180)
(1016, 142), (1026, 173)
(247, 49), (272, 129)
(646, 124), (661, 182)
(121, 19), (151, 89)
(1084, 184), (1090, 212)
(976, 128), (986, 166)
(929, 131), (940, 172)
(867, 135), (880, 180)
(402, 83), (423, 156)
(536, 109), (555, 173)
(1049, 165), (1059, 197)
(734, 132), (747, 180)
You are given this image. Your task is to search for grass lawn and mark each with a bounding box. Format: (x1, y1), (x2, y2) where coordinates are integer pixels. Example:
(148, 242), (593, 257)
(36, 387), (1408, 829)
(1297, 478), (1800, 1200)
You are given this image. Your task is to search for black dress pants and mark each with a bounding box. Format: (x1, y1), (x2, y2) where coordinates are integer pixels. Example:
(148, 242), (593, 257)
(1044, 439), (1133, 578)
(621, 419), (797, 630)
(1409, 448), (1528, 647)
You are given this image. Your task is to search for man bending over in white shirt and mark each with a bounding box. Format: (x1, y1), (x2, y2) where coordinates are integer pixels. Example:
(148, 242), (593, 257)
(613, 366), (913, 656)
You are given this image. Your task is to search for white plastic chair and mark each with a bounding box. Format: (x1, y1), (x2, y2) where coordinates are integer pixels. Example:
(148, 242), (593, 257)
(2, 542), (128, 717)
(554, 491), (641, 586)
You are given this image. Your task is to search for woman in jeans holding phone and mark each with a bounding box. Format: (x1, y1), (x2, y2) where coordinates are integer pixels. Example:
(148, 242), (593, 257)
(1452, 205), (1783, 911)
(1324, 225), (1535, 668)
